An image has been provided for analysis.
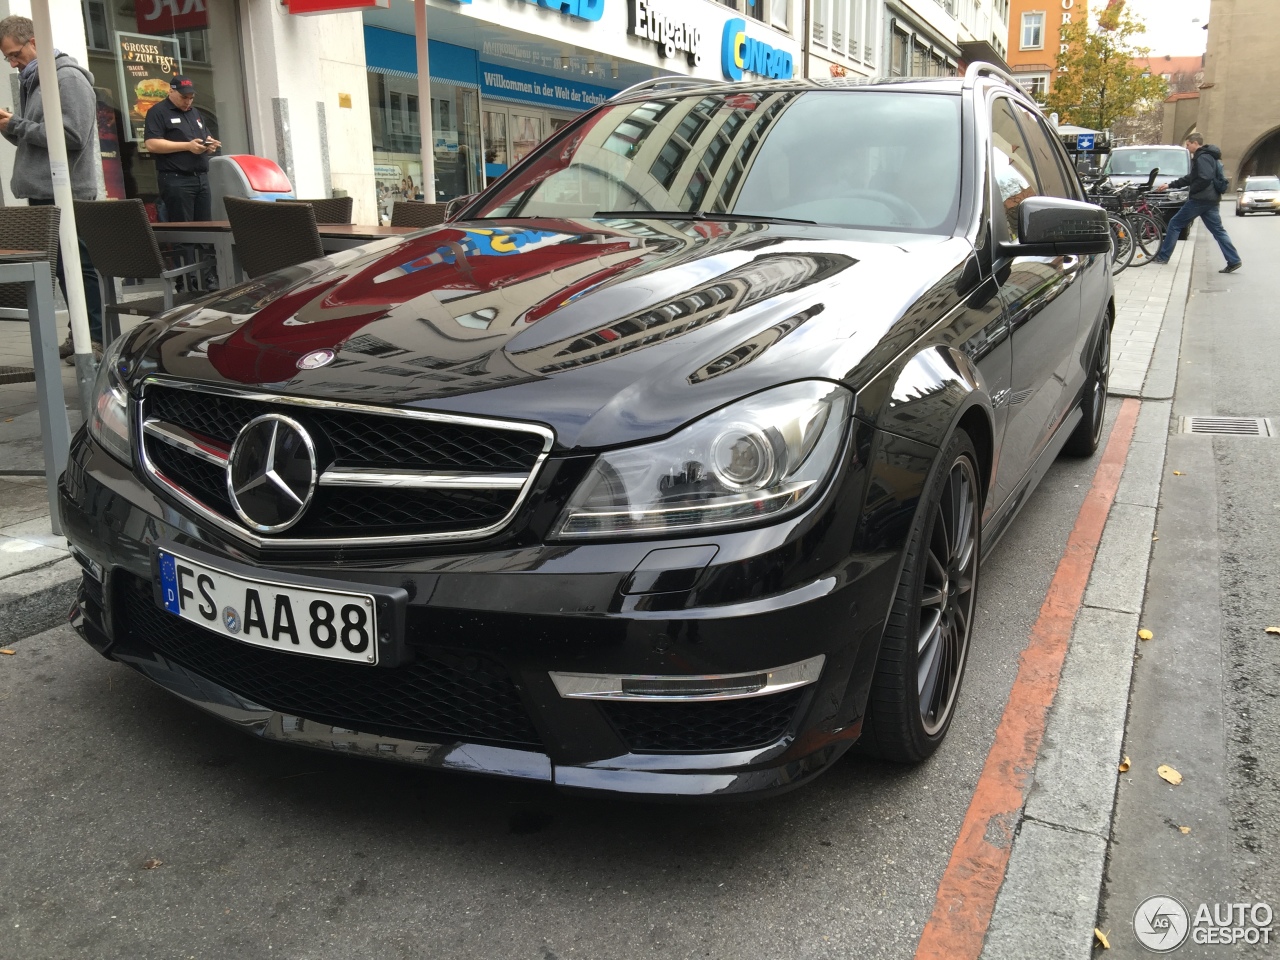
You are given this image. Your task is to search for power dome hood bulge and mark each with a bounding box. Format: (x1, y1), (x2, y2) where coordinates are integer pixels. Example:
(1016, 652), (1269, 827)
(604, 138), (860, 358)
(134, 218), (971, 450)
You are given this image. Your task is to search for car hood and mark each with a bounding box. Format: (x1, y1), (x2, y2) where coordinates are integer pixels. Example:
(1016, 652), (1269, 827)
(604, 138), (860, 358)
(135, 218), (971, 449)
(1105, 173), (1185, 192)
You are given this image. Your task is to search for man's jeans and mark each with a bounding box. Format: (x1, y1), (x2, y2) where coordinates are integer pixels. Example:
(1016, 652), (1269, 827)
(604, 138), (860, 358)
(27, 198), (104, 344)
(157, 171), (216, 289)
(156, 171), (212, 221)
(1156, 198), (1241, 265)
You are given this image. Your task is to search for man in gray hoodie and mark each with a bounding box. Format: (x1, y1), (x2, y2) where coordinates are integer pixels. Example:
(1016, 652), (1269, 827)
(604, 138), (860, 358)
(0, 15), (104, 356)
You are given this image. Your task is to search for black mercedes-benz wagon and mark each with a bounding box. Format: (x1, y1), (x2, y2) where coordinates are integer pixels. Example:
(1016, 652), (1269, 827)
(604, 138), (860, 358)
(61, 65), (1113, 798)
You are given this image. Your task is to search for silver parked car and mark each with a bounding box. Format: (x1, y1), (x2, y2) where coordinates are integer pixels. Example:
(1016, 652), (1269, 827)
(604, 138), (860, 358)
(1235, 175), (1280, 216)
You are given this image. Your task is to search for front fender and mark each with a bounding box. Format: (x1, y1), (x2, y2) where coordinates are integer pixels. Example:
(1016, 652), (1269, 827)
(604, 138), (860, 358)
(872, 345), (994, 453)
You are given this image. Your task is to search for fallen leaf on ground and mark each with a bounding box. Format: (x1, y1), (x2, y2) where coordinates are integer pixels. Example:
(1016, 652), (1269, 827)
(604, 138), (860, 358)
(1173, 471), (1184, 476)
(0, 649), (15, 656)
(1095, 927), (1111, 949)
(1138, 629), (1154, 641)
(1119, 756), (1131, 772)
(1266, 627), (1280, 636)
(142, 857), (163, 870)
(1179, 826), (1191, 834)
(1152, 534), (1160, 541)
(1158, 764), (1183, 786)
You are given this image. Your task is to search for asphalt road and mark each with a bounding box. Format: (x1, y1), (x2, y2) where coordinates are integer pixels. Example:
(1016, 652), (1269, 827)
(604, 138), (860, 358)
(0, 420), (1117, 960)
(1099, 209), (1280, 958)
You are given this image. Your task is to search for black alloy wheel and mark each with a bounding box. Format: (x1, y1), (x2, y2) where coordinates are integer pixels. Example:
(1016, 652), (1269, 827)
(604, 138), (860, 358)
(1063, 322), (1111, 457)
(860, 431), (981, 762)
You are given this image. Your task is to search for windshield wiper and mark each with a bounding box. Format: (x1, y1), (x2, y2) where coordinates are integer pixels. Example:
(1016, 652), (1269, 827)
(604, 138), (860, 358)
(594, 210), (817, 226)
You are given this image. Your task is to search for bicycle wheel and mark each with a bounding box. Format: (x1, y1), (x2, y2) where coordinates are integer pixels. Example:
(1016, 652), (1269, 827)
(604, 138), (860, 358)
(1109, 215), (1135, 275)
(1127, 212), (1164, 266)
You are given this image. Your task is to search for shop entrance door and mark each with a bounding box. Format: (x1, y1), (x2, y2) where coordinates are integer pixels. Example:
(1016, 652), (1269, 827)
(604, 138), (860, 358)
(481, 105), (578, 186)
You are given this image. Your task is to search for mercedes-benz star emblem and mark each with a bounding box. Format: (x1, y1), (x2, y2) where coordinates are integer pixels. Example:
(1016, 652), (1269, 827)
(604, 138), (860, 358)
(226, 414), (318, 533)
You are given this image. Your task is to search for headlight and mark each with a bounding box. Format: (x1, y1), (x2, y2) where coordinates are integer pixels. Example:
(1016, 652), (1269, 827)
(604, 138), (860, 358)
(1165, 188), (1189, 204)
(552, 381), (852, 540)
(87, 337), (132, 465)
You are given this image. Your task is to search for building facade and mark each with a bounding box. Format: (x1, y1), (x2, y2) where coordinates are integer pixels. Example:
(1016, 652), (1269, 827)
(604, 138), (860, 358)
(0, 0), (801, 223)
(1006, 0), (1086, 98)
(1197, 0), (1280, 180)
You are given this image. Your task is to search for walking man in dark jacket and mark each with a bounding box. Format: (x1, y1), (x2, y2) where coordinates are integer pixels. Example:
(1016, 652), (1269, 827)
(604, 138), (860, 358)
(0, 15), (105, 357)
(1152, 133), (1242, 273)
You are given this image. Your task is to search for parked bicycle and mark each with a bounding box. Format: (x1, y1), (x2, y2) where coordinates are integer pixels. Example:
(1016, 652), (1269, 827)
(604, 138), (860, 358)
(1087, 174), (1164, 274)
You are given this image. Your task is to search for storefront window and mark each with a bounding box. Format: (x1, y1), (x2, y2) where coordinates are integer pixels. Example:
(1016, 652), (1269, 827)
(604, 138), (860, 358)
(81, 0), (250, 213)
(368, 72), (482, 215)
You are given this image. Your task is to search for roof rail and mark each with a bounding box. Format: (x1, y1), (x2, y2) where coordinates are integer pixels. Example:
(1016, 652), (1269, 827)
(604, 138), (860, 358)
(606, 75), (719, 103)
(962, 61), (1027, 93)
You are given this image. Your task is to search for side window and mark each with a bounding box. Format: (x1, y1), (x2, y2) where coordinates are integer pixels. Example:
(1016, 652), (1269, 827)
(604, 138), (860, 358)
(1011, 102), (1074, 200)
(990, 98), (1039, 242)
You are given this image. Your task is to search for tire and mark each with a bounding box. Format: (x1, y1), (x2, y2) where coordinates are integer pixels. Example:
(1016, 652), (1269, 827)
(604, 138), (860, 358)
(1127, 212), (1164, 266)
(1109, 216), (1135, 275)
(1236, 209), (1245, 217)
(859, 430), (981, 763)
(1063, 322), (1111, 458)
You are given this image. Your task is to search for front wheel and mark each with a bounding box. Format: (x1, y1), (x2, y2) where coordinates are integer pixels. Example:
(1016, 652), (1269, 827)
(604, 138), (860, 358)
(1109, 216), (1135, 275)
(859, 431), (981, 763)
(1063, 322), (1111, 457)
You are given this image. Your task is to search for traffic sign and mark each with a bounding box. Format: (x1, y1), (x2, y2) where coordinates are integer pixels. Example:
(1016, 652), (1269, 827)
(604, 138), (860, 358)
(1077, 133), (1096, 152)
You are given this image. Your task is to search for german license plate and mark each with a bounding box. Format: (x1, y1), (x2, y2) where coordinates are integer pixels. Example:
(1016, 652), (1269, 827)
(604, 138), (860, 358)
(157, 550), (379, 665)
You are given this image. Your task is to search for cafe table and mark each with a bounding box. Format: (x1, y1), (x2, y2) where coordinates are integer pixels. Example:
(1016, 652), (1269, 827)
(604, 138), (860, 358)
(151, 221), (419, 288)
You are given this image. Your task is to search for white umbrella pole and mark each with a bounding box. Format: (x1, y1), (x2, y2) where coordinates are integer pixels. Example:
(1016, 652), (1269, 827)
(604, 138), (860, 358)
(415, 0), (436, 203)
(31, 0), (96, 420)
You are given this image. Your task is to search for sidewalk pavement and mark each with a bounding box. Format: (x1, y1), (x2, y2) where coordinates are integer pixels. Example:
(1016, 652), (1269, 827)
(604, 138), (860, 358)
(981, 226), (1199, 959)
(0, 233), (1202, 953)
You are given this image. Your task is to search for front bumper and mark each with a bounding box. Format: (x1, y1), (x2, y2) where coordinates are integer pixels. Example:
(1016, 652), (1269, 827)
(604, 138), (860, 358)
(61, 422), (918, 798)
(1237, 198), (1280, 213)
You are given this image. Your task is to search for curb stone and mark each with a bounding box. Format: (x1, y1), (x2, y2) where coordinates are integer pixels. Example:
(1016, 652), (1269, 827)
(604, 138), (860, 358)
(0, 557), (79, 643)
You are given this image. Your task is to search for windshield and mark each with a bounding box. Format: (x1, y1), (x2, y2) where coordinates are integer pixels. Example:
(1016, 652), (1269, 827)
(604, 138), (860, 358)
(473, 90), (963, 233)
(1245, 176), (1280, 191)
(1104, 147), (1190, 178)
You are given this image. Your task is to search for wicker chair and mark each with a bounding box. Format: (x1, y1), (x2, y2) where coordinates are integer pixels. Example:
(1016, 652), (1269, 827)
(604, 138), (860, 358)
(0, 205), (59, 320)
(390, 200), (449, 229)
(74, 199), (209, 342)
(277, 196), (353, 225)
(224, 196), (324, 279)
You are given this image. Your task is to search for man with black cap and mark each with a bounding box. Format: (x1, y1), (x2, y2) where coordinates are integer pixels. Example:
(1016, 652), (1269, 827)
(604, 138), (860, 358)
(143, 75), (221, 223)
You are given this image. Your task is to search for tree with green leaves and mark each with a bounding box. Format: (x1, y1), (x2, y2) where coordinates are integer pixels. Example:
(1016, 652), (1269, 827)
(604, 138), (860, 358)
(1043, 3), (1168, 134)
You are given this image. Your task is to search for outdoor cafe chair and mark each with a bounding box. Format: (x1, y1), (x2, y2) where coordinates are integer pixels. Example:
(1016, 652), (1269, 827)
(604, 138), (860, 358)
(73, 199), (209, 344)
(390, 200), (449, 229)
(0, 205), (59, 321)
(224, 196), (324, 280)
(277, 196), (354, 225)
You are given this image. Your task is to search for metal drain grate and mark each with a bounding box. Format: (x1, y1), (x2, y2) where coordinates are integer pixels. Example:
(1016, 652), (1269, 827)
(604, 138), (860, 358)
(1179, 416), (1274, 437)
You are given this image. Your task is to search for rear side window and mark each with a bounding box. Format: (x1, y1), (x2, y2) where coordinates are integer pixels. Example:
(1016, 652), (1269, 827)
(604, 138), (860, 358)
(991, 99), (1038, 242)
(1011, 102), (1074, 200)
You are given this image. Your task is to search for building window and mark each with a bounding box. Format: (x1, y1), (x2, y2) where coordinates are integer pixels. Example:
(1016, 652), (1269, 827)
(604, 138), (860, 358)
(1021, 12), (1045, 50)
(720, 0), (791, 33)
(812, 0), (828, 45)
(1017, 74), (1050, 98)
(770, 0), (789, 30)
(813, 0), (872, 62)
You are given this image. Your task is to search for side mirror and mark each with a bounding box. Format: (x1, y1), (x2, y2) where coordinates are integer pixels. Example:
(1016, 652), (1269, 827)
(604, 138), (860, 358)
(444, 194), (476, 222)
(1237, 185), (1245, 193)
(998, 196), (1112, 258)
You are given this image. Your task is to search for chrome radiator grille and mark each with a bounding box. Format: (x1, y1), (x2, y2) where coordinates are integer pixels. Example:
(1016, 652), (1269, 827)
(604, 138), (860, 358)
(137, 381), (553, 548)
